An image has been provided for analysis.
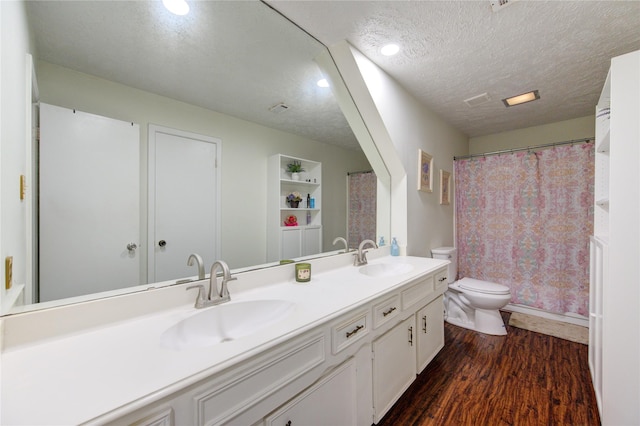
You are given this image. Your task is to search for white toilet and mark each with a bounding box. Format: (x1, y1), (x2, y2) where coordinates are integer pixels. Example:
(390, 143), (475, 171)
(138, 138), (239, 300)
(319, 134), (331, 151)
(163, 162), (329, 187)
(431, 247), (511, 336)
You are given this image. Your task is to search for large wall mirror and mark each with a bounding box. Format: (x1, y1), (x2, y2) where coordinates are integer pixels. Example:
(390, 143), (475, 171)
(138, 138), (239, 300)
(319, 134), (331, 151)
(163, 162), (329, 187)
(9, 1), (390, 314)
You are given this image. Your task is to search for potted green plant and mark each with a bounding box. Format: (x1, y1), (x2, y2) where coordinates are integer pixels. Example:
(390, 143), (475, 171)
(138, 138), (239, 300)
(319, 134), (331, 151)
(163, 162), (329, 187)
(286, 161), (305, 180)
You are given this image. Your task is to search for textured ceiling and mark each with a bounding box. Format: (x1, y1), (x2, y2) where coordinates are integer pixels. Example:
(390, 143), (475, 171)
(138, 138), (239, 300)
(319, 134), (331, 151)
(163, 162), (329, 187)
(27, 1), (640, 149)
(270, 0), (640, 138)
(25, 1), (359, 150)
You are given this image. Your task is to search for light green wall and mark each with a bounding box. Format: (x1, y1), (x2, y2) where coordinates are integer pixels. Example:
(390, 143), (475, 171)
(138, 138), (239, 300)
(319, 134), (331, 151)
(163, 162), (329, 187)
(36, 61), (370, 272)
(329, 42), (469, 258)
(469, 116), (595, 154)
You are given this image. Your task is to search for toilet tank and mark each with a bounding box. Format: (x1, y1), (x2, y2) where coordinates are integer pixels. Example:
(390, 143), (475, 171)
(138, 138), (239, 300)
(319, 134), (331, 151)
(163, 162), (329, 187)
(431, 247), (457, 283)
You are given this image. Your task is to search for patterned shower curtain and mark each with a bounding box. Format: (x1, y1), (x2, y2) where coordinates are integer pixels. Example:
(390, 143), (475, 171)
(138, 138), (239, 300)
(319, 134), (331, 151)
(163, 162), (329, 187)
(348, 171), (377, 250)
(455, 143), (594, 316)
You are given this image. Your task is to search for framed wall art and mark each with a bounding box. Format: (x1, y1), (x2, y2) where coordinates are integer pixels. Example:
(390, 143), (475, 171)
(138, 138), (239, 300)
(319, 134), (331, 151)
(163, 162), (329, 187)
(418, 149), (433, 192)
(440, 169), (451, 205)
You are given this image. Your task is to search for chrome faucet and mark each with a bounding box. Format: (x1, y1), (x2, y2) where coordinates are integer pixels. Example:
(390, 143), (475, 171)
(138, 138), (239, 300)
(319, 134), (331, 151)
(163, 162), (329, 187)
(354, 239), (378, 266)
(186, 260), (236, 308)
(187, 253), (205, 280)
(332, 237), (349, 253)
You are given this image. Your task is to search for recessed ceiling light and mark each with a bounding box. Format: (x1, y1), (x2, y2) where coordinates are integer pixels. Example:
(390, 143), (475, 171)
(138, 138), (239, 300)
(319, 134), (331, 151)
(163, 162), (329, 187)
(502, 90), (540, 107)
(163, 0), (189, 16)
(317, 78), (329, 88)
(380, 43), (400, 56)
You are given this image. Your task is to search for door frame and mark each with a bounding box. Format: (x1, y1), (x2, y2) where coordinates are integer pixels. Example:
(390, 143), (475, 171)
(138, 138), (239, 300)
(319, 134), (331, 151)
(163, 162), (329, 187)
(147, 124), (222, 282)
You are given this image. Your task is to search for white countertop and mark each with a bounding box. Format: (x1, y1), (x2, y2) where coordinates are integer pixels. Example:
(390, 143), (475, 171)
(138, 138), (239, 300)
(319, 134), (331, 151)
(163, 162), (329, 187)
(0, 255), (447, 425)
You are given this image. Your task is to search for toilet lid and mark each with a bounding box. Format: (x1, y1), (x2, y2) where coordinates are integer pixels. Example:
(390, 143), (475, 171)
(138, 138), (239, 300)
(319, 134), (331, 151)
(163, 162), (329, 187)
(458, 277), (510, 295)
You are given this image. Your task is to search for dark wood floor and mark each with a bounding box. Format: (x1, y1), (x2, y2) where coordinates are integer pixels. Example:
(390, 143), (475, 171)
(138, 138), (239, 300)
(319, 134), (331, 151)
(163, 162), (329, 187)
(378, 312), (600, 426)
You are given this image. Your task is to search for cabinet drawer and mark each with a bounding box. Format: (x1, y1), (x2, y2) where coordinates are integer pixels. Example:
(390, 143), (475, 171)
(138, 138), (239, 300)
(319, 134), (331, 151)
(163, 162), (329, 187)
(332, 310), (369, 354)
(401, 276), (434, 311)
(193, 334), (325, 425)
(435, 269), (449, 293)
(373, 295), (400, 329)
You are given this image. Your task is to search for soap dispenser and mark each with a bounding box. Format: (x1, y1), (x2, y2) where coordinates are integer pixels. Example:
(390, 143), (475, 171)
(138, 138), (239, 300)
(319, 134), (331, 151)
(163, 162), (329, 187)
(390, 237), (399, 256)
(378, 236), (385, 246)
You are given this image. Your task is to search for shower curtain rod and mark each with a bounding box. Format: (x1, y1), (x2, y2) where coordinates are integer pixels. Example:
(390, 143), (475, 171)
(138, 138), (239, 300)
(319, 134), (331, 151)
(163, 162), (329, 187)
(453, 137), (594, 161)
(347, 170), (374, 175)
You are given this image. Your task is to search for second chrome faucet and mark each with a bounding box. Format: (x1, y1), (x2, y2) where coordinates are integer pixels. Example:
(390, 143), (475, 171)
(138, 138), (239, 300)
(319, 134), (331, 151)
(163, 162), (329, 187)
(187, 259), (236, 309)
(354, 239), (378, 266)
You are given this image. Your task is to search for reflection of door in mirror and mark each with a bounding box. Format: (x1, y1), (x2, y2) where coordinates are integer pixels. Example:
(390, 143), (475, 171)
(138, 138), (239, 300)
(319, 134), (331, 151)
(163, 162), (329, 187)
(39, 104), (141, 302)
(148, 125), (220, 282)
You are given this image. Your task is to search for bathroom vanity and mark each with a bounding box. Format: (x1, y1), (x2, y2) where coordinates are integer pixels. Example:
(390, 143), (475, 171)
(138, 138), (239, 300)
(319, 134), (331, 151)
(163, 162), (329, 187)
(0, 252), (448, 425)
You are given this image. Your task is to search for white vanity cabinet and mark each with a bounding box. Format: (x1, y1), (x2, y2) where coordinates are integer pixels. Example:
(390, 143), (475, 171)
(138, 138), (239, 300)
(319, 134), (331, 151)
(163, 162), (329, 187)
(371, 271), (442, 423)
(90, 262), (449, 426)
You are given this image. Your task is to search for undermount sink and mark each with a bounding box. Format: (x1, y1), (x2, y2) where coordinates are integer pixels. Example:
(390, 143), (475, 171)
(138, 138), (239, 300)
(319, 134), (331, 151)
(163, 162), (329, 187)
(160, 300), (295, 350)
(359, 262), (413, 278)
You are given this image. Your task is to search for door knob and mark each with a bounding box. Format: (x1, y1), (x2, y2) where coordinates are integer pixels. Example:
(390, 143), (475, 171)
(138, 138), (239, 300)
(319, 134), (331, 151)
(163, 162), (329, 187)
(126, 243), (137, 252)
(158, 240), (167, 247)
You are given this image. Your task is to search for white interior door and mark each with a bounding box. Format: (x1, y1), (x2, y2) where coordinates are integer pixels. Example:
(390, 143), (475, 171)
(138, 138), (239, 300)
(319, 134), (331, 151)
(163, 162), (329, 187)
(39, 103), (140, 302)
(148, 125), (220, 282)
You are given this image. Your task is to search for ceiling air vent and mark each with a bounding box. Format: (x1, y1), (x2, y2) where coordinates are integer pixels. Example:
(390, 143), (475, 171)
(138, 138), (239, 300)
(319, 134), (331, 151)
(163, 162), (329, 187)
(464, 93), (492, 107)
(268, 102), (289, 114)
(490, 0), (518, 12)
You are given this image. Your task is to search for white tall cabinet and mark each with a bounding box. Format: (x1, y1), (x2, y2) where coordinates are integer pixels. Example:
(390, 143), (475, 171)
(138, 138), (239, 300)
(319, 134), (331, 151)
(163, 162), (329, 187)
(268, 154), (322, 262)
(590, 50), (639, 425)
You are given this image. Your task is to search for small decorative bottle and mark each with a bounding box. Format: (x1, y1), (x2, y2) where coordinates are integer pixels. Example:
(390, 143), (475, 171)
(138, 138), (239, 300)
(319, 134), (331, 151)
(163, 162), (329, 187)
(378, 236), (385, 246)
(306, 210), (311, 225)
(390, 237), (400, 256)
(307, 193), (311, 208)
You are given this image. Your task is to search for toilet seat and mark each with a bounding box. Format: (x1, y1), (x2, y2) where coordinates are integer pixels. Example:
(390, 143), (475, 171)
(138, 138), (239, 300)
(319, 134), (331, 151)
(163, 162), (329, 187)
(458, 277), (510, 295)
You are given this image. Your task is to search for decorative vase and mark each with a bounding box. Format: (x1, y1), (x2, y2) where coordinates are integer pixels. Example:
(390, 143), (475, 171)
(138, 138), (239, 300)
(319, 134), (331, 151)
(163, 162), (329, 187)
(290, 200), (299, 208)
(291, 172), (300, 181)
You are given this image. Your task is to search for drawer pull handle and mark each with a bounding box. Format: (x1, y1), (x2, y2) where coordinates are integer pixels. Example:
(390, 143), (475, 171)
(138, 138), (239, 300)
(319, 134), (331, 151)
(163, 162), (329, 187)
(438, 276), (447, 282)
(382, 306), (397, 317)
(346, 324), (364, 338)
(408, 326), (413, 346)
(422, 315), (427, 332)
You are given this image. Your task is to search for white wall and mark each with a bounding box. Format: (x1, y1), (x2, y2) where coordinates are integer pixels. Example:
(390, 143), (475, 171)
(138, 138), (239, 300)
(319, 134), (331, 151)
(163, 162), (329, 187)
(36, 62), (370, 273)
(0, 1), (32, 312)
(330, 43), (468, 257)
(469, 115), (595, 154)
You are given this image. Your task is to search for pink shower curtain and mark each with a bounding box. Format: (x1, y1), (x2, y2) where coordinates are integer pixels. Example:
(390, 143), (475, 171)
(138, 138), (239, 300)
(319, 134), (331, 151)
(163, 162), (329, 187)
(455, 143), (594, 316)
(348, 171), (377, 250)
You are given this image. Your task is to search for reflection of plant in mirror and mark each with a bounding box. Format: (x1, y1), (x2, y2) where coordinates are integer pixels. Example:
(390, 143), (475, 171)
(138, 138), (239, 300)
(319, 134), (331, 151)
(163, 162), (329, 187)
(287, 191), (303, 202)
(286, 161), (305, 173)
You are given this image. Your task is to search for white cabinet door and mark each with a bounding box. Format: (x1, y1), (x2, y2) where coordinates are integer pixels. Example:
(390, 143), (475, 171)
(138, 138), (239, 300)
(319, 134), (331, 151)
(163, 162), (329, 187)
(149, 125), (220, 283)
(416, 295), (445, 373)
(281, 228), (302, 259)
(265, 358), (357, 426)
(372, 316), (416, 423)
(302, 226), (322, 256)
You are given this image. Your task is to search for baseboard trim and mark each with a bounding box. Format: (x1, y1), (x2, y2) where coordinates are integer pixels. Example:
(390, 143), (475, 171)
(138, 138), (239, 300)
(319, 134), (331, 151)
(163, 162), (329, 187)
(503, 303), (589, 328)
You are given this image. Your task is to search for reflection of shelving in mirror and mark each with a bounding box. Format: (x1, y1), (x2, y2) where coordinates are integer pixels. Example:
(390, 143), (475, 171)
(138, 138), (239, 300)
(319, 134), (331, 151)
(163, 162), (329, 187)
(268, 154), (322, 262)
(596, 127), (610, 153)
(593, 68), (611, 241)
